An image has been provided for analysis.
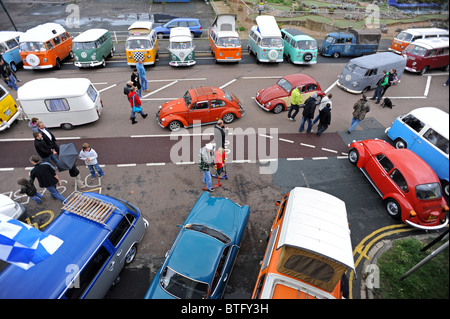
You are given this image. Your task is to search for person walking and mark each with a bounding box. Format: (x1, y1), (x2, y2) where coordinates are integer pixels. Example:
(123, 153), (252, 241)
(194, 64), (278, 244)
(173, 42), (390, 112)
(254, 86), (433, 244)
(313, 93), (332, 125)
(28, 117), (39, 133)
(299, 93), (319, 133)
(128, 86), (148, 124)
(0, 58), (18, 91)
(136, 59), (148, 92)
(198, 143), (215, 192)
(371, 70), (388, 104)
(347, 95), (370, 134)
(33, 132), (59, 167)
(79, 143), (104, 180)
(124, 80), (133, 100)
(131, 68), (142, 97)
(287, 85), (303, 121)
(316, 103), (332, 136)
(37, 121), (59, 154)
(381, 69), (398, 97)
(17, 178), (43, 204)
(29, 155), (65, 203)
(214, 119), (228, 150)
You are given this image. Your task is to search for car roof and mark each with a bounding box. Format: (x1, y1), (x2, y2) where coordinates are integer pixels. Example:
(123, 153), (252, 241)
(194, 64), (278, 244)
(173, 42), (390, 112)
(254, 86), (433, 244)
(283, 73), (319, 86)
(408, 107), (449, 139)
(348, 52), (406, 68)
(401, 28), (448, 36)
(128, 21), (153, 31)
(0, 193), (138, 299)
(170, 27), (192, 40)
(0, 31), (23, 42)
(73, 28), (109, 42)
(282, 28), (315, 41)
(277, 187), (355, 271)
(410, 37), (449, 50)
(18, 78), (93, 100)
(19, 23), (67, 43)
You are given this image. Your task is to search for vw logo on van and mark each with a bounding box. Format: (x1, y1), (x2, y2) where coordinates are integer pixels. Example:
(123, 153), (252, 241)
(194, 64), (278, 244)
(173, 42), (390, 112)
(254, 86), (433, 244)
(26, 54), (40, 67)
(81, 52), (87, 58)
(345, 74), (352, 81)
(268, 50), (278, 61)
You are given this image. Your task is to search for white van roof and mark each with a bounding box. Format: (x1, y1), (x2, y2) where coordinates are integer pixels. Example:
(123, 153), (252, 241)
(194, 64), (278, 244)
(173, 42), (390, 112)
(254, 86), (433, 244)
(402, 28), (448, 37)
(0, 31), (23, 42)
(18, 78), (93, 101)
(73, 29), (108, 42)
(409, 107), (449, 139)
(255, 15), (281, 38)
(128, 21), (153, 32)
(411, 37), (449, 50)
(277, 187), (355, 270)
(19, 23), (67, 43)
(170, 27), (192, 41)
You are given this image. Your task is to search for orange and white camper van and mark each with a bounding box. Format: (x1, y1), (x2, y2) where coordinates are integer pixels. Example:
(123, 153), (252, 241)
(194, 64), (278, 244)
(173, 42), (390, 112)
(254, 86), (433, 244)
(209, 14), (241, 63)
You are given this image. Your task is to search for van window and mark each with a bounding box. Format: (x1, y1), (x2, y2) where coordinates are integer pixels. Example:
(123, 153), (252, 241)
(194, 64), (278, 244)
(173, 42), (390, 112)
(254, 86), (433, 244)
(324, 36), (335, 43)
(404, 44), (427, 57)
(5, 39), (18, 50)
(261, 37), (283, 47)
(46, 41), (54, 50)
(53, 36), (61, 46)
(60, 33), (69, 42)
(297, 40), (317, 50)
(64, 245), (111, 299)
(438, 47), (449, 56)
(74, 42), (96, 50)
(402, 114), (425, 133)
(423, 128), (449, 154)
(426, 49), (437, 57)
(45, 99), (70, 112)
(336, 38), (345, 44)
(20, 42), (46, 52)
(345, 63), (367, 75)
(109, 213), (135, 247)
(396, 31), (413, 42)
(126, 39), (150, 50)
(0, 43), (7, 54)
(87, 85), (98, 102)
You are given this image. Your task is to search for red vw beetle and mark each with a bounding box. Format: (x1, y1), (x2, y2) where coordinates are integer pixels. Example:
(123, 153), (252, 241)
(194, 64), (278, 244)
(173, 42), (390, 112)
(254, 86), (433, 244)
(348, 139), (449, 230)
(255, 73), (324, 114)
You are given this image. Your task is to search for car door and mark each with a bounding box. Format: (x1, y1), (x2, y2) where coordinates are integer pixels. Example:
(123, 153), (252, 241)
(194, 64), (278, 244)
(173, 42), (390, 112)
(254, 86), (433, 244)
(188, 100), (210, 125)
(364, 153), (395, 196)
(210, 244), (240, 298)
(210, 99), (226, 122)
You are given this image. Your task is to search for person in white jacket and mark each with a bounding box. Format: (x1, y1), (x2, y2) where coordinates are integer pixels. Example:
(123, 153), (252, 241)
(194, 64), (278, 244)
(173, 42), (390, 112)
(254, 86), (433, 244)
(79, 143), (105, 179)
(312, 93), (332, 125)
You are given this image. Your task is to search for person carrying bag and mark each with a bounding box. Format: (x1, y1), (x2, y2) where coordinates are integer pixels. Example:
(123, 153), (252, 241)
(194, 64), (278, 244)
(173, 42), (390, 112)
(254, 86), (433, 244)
(128, 86), (147, 124)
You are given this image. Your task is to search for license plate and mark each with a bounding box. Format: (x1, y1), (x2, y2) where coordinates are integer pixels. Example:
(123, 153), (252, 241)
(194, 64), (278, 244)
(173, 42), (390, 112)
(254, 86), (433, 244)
(225, 57), (234, 59)
(4, 109), (11, 117)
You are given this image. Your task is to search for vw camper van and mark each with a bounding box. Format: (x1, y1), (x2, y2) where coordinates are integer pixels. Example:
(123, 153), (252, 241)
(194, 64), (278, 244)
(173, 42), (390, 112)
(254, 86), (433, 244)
(126, 21), (158, 66)
(0, 192), (148, 299)
(248, 15), (283, 63)
(0, 31), (23, 72)
(209, 14), (241, 63)
(19, 23), (72, 70)
(281, 28), (317, 64)
(168, 27), (195, 67)
(389, 28), (448, 55)
(72, 29), (114, 68)
(0, 83), (22, 132)
(337, 52), (406, 94)
(403, 37), (449, 75)
(18, 78), (103, 129)
(386, 107), (449, 196)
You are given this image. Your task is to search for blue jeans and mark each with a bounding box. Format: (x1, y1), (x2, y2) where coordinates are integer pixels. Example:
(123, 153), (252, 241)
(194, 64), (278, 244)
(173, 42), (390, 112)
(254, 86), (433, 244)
(372, 86), (383, 103)
(7, 75), (18, 90)
(88, 163), (104, 178)
(202, 171), (212, 190)
(42, 154), (59, 167)
(299, 117), (312, 133)
(46, 185), (65, 202)
(348, 117), (362, 132)
(141, 77), (148, 91)
(30, 192), (43, 204)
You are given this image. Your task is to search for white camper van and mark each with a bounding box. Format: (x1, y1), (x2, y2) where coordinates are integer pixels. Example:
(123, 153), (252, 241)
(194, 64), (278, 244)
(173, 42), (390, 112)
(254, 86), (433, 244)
(18, 78), (103, 129)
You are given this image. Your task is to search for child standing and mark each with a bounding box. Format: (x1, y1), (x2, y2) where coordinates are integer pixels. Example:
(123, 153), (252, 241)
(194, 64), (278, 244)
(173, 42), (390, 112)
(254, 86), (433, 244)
(214, 147), (227, 179)
(79, 143), (105, 179)
(17, 178), (43, 204)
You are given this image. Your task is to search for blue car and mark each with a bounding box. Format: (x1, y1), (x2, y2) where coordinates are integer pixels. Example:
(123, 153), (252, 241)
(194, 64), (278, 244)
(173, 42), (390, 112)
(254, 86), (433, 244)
(154, 18), (202, 39)
(145, 192), (250, 299)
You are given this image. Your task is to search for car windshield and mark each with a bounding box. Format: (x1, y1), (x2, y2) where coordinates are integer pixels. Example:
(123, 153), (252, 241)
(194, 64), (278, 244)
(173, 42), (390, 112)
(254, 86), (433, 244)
(416, 183), (441, 200)
(170, 41), (192, 50)
(261, 37), (283, 47)
(73, 41), (96, 50)
(297, 40), (317, 50)
(19, 42), (46, 52)
(277, 78), (293, 93)
(185, 224), (231, 244)
(345, 62), (368, 75)
(396, 31), (413, 42)
(324, 36), (335, 44)
(183, 91), (192, 107)
(160, 267), (209, 299)
(404, 44), (427, 57)
(126, 39), (151, 50)
(217, 37), (240, 47)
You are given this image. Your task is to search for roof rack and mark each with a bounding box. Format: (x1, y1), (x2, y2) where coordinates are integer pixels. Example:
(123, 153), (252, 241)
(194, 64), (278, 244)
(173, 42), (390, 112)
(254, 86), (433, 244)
(62, 192), (116, 226)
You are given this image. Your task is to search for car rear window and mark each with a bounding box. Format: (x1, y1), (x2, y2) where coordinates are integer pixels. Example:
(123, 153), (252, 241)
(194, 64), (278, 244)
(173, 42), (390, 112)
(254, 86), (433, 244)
(416, 183), (441, 200)
(160, 266), (208, 299)
(185, 224), (231, 244)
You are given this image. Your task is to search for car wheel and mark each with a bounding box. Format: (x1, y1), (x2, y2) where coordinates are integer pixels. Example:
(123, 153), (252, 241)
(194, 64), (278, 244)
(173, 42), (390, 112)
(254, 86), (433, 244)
(54, 58), (61, 70)
(394, 138), (407, 149)
(10, 62), (17, 72)
(168, 120), (182, 132)
(441, 180), (449, 197)
(125, 244), (137, 265)
(61, 123), (73, 130)
(385, 198), (401, 220)
(223, 113), (235, 124)
(273, 104), (284, 114)
(332, 52), (340, 58)
(348, 148), (359, 165)
(419, 66), (429, 75)
(110, 47), (115, 57)
(362, 86), (370, 93)
(101, 57), (106, 67)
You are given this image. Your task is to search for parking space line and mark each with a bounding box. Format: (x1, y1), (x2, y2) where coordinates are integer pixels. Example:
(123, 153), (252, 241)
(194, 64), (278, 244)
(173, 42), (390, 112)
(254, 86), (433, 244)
(142, 81), (178, 98)
(117, 164), (136, 167)
(286, 158), (304, 161)
(220, 79), (237, 89)
(98, 84), (117, 93)
(322, 147), (338, 154)
(300, 143), (315, 148)
(279, 138), (294, 143)
(146, 163), (166, 166)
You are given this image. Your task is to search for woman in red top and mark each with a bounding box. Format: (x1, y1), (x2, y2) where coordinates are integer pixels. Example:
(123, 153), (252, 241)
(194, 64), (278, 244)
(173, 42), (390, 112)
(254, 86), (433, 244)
(128, 86), (147, 124)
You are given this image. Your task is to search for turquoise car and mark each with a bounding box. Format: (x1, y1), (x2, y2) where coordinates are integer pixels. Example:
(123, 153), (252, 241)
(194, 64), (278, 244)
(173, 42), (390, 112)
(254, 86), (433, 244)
(145, 192), (250, 299)
(281, 28), (318, 65)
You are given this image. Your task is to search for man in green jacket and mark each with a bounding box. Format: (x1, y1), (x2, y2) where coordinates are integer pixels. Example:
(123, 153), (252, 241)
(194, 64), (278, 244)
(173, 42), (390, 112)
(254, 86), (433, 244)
(287, 85), (303, 121)
(371, 70), (388, 104)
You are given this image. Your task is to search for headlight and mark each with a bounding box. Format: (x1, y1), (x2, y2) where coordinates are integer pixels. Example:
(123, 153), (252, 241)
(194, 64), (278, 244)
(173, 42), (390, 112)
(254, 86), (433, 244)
(352, 81), (359, 87)
(256, 92), (260, 98)
(236, 52), (240, 56)
(74, 55), (79, 61)
(161, 118), (165, 123)
(147, 55), (151, 59)
(43, 58), (47, 62)
(219, 52), (223, 56)
(266, 102), (271, 107)
(412, 62), (416, 66)
(91, 54), (96, 60)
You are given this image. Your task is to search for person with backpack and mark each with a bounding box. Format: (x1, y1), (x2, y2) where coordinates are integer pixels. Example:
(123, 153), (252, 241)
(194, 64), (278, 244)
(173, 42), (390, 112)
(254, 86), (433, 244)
(17, 178), (43, 204)
(347, 95), (370, 134)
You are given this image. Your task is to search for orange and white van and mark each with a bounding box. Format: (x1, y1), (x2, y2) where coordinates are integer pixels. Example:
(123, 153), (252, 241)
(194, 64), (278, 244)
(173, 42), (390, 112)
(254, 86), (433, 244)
(389, 28), (448, 55)
(252, 187), (355, 299)
(19, 23), (72, 70)
(209, 14), (241, 63)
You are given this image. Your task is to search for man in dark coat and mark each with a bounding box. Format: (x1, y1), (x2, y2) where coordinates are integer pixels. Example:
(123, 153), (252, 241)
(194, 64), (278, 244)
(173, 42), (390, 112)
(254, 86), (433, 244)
(29, 155), (65, 202)
(316, 103), (331, 136)
(299, 93), (320, 133)
(33, 132), (59, 167)
(37, 121), (59, 154)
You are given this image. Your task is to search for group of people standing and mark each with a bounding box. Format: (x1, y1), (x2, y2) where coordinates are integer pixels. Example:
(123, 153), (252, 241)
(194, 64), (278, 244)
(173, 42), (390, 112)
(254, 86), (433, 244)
(124, 59), (148, 124)
(0, 55), (20, 91)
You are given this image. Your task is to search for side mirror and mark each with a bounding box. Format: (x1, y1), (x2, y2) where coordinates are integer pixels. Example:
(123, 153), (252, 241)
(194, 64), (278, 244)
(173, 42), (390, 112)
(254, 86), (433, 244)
(275, 200), (281, 206)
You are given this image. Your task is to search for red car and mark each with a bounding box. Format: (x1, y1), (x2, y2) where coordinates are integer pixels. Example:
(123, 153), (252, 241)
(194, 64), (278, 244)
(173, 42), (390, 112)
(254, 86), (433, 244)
(157, 86), (244, 131)
(255, 73), (324, 114)
(348, 139), (449, 230)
